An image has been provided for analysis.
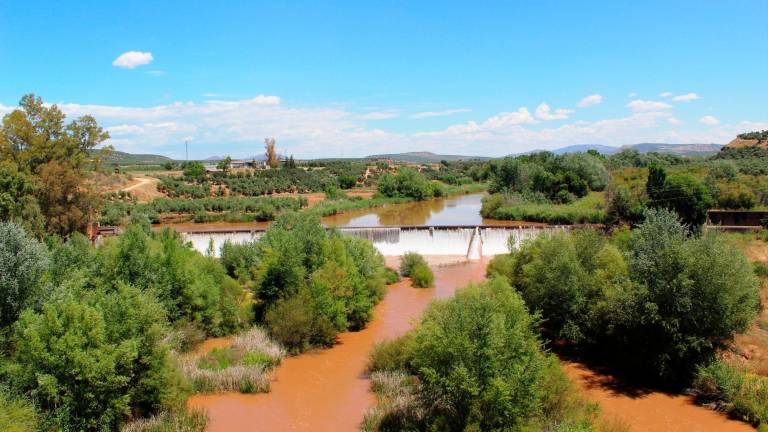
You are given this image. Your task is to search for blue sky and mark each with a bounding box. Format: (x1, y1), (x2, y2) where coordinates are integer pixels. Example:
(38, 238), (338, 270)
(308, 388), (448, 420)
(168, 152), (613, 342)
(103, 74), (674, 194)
(1, 0), (767, 158)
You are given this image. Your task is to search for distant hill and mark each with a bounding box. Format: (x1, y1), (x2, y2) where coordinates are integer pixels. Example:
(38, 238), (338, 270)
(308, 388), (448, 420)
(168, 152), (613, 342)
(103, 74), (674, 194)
(513, 143), (723, 157)
(365, 151), (491, 163)
(725, 130), (768, 150)
(93, 150), (173, 165)
(551, 144), (621, 155)
(622, 143), (723, 156)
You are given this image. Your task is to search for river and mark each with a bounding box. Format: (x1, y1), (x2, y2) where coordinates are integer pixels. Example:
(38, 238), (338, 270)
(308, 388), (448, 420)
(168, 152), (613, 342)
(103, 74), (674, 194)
(186, 194), (755, 432)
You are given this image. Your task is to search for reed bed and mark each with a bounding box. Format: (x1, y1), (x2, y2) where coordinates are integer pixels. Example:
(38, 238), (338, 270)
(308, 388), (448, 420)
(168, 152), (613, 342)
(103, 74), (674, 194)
(121, 409), (208, 432)
(178, 327), (285, 394)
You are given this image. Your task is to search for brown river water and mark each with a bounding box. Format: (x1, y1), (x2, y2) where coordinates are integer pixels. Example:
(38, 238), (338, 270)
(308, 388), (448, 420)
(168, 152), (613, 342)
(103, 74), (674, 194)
(186, 195), (755, 431)
(188, 257), (488, 431)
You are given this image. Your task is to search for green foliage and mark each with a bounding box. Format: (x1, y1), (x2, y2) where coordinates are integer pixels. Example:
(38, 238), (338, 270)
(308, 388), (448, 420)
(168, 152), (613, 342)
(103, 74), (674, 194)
(0, 94), (109, 235)
(488, 152), (609, 202)
(337, 174), (357, 189)
(649, 172), (713, 226)
(693, 360), (768, 427)
(490, 209), (761, 383)
(222, 213), (387, 353)
(182, 161), (205, 178)
(481, 191), (606, 224)
(612, 209), (760, 380)
(606, 186), (646, 226)
(366, 278), (596, 431)
(383, 267), (400, 284)
(737, 130), (768, 142)
(0, 222), (49, 327)
(377, 168), (436, 200)
(398, 252), (427, 277)
(120, 409), (207, 432)
(9, 281), (180, 431)
(0, 386), (39, 432)
(409, 263), (434, 288)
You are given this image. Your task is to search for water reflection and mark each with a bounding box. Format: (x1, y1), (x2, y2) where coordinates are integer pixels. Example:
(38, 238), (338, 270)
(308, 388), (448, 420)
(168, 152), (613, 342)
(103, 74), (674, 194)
(324, 193), (487, 227)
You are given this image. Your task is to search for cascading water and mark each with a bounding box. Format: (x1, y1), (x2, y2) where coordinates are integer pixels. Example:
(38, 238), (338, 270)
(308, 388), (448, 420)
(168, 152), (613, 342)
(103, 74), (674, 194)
(182, 226), (562, 259)
(183, 231), (263, 257)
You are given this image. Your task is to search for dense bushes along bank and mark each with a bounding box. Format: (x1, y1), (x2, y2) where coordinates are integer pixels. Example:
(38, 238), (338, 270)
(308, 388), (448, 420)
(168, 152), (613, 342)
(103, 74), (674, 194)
(220, 212), (388, 353)
(364, 278), (607, 431)
(488, 208), (760, 384)
(0, 211), (390, 430)
(0, 220), (253, 430)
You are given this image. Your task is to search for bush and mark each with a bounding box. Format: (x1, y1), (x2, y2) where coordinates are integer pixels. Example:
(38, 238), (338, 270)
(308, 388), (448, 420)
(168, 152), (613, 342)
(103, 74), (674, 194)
(383, 267), (400, 284)
(399, 252), (427, 277)
(651, 173), (714, 226)
(409, 263), (434, 288)
(0, 222), (49, 327)
(378, 168), (434, 200)
(0, 386), (39, 432)
(121, 409), (207, 432)
(367, 278), (595, 431)
(337, 174), (357, 189)
(10, 281), (180, 431)
(610, 209), (760, 381)
(692, 360), (768, 427)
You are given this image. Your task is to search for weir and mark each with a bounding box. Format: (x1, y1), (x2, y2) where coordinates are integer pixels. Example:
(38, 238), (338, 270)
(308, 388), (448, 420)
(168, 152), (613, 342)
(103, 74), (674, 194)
(182, 225), (564, 259)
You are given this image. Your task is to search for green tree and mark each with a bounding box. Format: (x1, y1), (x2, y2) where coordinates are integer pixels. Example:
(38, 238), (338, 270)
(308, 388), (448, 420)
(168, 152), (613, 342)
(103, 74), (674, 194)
(646, 164), (667, 201)
(183, 161), (206, 178)
(217, 156), (232, 172)
(610, 209), (760, 381)
(654, 175), (713, 226)
(0, 222), (49, 327)
(409, 278), (551, 431)
(10, 281), (180, 430)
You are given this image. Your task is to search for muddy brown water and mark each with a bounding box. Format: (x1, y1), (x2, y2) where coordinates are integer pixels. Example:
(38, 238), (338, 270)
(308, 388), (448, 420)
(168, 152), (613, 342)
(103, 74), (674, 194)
(188, 257), (754, 432)
(188, 258), (488, 431)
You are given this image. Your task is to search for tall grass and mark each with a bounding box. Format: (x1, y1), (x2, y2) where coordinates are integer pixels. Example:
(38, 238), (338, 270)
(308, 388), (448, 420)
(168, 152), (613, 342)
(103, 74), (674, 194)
(121, 409), (207, 432)
(692, 360), (768, 427)
(482, 191), (606, 224)
(361, 371), (423, 432)
(179, 327), (285, 394)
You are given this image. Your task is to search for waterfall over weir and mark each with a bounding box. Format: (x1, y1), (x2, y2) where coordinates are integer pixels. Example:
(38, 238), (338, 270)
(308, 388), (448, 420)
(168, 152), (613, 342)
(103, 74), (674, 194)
(183, 226), (563, 259)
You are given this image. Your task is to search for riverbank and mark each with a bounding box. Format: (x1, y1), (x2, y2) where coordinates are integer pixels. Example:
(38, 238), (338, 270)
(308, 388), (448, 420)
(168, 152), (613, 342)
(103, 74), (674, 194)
(187, 255), (754, 432)
(187, 257), (488, 431)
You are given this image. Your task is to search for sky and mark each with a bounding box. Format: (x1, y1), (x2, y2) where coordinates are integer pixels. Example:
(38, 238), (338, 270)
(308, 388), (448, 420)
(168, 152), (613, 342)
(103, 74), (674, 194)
(1, 1), (767, 159)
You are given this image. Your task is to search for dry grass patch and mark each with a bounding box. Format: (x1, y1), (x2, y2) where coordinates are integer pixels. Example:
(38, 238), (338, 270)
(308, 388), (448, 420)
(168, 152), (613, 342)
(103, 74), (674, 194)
(178, 327), (285, 394)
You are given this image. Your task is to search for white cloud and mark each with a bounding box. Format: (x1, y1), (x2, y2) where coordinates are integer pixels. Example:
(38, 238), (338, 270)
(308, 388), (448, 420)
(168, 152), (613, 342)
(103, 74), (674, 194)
(112, 51), (154, 69)
(668, 117), (683, 125)
(628, 92), (637, 98)
(659, 91), (673, 97)
(10, 94), (765, 158)
(482, 107), (536, 128)
(534, 103), (573, 121)
(577, 94), (603, 107)
(699, 115), (719, 125)
(412, 108), (471, 119)
(358, 111), (398, 120)
(673, 92), (700, 102)
(626, 99), (672, 112)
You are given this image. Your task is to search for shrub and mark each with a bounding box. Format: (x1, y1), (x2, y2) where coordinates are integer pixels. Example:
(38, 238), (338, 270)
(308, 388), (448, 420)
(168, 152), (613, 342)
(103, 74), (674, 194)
(409, 263), (434, 288)
(609, 209), (760, 381)
(384, 267), (400, 284)
(179, 326), (284, 394)
(337, 174), (357, 189)
(10, 281), (180, 430)
(692, 360), (768, 427)
(0, 386), (39, 432)
(367, 334), (415, 373)
(399, 252), (427, 277)
(651, 174), (714, 226)
(121, 409), (207, 432)
(0, 222), (49, 327)
(377, 168), (434, 200)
